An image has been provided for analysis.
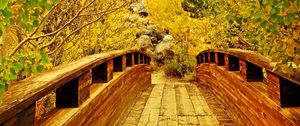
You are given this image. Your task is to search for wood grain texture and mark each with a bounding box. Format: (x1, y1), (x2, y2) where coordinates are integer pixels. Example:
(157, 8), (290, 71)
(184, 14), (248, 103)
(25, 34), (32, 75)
(0, 50), (150, 124)
(196, 64), (300, 125)
(41, 65), (151, 126)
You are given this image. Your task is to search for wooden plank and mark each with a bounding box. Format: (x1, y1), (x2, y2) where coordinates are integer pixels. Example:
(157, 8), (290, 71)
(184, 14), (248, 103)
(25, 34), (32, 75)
(160, 83), (177, 116)
(175, 84), (196, 116)
(138, 84), (164, 126)
(186, 84), (213, 116)
(178, 116), (199, 126)
(121, 85), (153, 125)
(158, 83), (178, 126)
(197, 116), (219, 126)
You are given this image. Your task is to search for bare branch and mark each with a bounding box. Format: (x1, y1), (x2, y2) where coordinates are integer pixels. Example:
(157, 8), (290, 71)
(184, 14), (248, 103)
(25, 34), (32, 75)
(48, 3), (128, 55)
(9, 0), (95, 56)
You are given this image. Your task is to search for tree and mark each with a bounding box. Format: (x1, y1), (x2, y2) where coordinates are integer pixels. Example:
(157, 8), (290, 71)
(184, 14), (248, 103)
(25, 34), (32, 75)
(0, 0), (139, 104)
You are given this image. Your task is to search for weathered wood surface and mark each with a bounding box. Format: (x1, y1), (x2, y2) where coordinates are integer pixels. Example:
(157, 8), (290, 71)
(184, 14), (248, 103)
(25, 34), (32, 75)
(119, 71), (235, 126)
(0, 50), (150, 124)
(196, 64), (300, 125)
(197, 49), (300, 86)
(40, 65), (151, 126)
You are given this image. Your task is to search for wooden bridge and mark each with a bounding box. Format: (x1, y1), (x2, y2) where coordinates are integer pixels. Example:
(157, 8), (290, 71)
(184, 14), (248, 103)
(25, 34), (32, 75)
(0, 49), (300, 126)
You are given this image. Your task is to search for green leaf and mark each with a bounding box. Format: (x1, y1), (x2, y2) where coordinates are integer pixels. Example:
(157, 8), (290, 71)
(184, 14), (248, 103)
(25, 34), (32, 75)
(13, 63), (23, 73)
(261, 0), (267, 5)
(261, 21), (267, 28)
(214, 6), (220, 13)
(282, 1), (290, 9)
(9, 73), (17, 80)
(277, 16), (284, 24)
(1, 8), (13, 18)
(0, 21), (5, 30)
(269, 23), (278, 33)
(269, 0), (274, 6)
(0, 0), (9, 10)
(26, 24), (34, 32)
(53, 0), (60, 4)
(29, 0), (38, 7)
(41, 52), (50, 65)
(1, 57), (5, 65)
(33, 20), (39, 27)
(4, 74), (11, 81)
(43, 3), (52, 11)
(37, 65), (44, 72)
(29, 65), (37, 73)
(297, 0), (300, 6)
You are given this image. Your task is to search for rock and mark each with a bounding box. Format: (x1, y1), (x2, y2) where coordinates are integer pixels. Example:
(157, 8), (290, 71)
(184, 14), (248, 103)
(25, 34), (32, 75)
(137, 35), (153, 50)
(155, 34), (174, 53)
(130, 3), (148, 17)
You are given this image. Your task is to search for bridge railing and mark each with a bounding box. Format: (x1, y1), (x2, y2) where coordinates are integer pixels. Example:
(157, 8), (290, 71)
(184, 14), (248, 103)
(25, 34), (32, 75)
(0, 50), (151, 125)
(196, 49), (300, 107)
(196, 49), (300, 125)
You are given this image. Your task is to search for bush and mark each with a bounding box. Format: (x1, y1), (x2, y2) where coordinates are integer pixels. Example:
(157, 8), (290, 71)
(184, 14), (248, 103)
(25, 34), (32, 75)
(163, 60), (195, 79)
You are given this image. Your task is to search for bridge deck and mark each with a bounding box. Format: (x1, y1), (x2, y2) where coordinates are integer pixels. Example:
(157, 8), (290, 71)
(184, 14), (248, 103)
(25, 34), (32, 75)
(118, 71), (236, 126)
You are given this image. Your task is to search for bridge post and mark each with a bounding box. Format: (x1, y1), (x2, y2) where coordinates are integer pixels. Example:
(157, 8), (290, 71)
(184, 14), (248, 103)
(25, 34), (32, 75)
(266, 71), (281, 105)
(122, 55), (126, 71)
(2, 103), (36, 126)
(108, 60), (114, 81)
(132, 53), (135, 65)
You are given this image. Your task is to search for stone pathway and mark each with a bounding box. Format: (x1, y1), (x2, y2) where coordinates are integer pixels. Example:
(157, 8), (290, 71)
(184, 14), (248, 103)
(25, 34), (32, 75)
(118, 71), (236, 126)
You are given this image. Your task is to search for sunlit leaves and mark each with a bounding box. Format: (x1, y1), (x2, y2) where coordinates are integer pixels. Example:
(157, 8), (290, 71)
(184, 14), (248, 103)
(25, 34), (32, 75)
(182, 0), (300, 76)
(0, 0), (10, 10)
(0, 0), (61, 37)
(0, 50), (52, 105)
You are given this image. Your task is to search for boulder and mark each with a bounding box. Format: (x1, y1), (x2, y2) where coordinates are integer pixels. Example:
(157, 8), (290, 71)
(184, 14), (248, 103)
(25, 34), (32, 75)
(130, 3), (148, 16)
(155, 34), (174, 53)
(137, 35), (153, 50)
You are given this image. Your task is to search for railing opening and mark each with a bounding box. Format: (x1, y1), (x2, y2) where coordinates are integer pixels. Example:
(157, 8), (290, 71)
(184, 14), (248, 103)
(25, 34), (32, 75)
(56, 77), (79, 108)
(240, 60), (263, 82)
(92, 62), (108, 83)
(134, 53), (139, 64)
(204, 53), (209, 63)
(126, 54), (133, 67)
(281, 78), (300, 107)
(113, 56), (123, 72)
(210, 52), (215, 63)
(216, 53), (225, 66)
(227, 55), (239, 71)
(140, 54), (144, 64)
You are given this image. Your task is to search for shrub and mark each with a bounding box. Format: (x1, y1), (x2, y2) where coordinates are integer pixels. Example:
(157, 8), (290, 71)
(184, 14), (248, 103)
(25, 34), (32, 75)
(163, 60), (195, 79)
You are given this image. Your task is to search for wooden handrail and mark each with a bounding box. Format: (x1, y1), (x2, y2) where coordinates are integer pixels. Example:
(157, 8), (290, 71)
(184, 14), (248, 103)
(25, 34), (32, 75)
(0, 50), (151, 125)
(196, 49), (300, 86)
